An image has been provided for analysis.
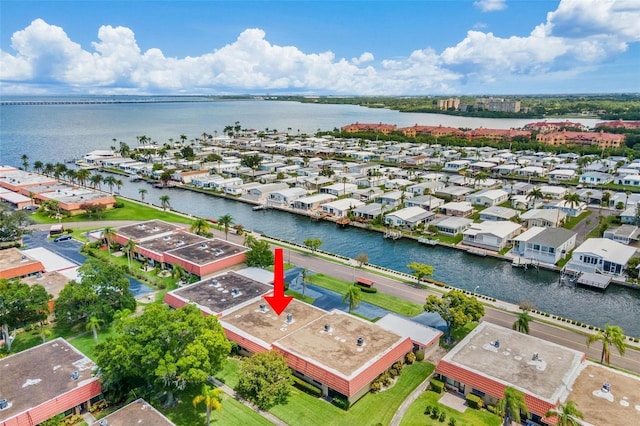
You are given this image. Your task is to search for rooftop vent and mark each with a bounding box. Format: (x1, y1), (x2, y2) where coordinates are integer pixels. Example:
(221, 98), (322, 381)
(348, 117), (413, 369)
(493, 339), (500, 349)
(602, 382), (611, 393)
(323, 323), (331, 332)
(532, 352), (539, 361)
(71, 371), (79, 380)
(286, 313), (293, 324)
(163, 236), (171, 241)
(0, 399), (8, 410)
(231, 288), (241, 298)
(177, 240), (185, 246)
(259, 304), (266, 313)
(356, 337), (364, 346)
(138, 224), (145, 228)
(200, 242), (208, 249)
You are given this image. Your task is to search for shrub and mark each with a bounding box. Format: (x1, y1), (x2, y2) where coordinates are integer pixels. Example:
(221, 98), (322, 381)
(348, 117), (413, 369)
(332, 395), (350, 411)
(424, 405), (433, 415)
(448, 418), (457, 426)
(487, 404), (497, 414)
(465, 394), (484, 409)
(293, 377), (323, 397)
(113, 201), (125, 208)
(389, 367), (399, 378)
(405, 351), (416, 364)
(415, 349), (425, 362)
(370, 381), (382, 392)
(381, 372), (392, 386)
(430, 406), (440, 419)
(358, 286), (378, 293)
(439, 412), (446, 422)
(429, 378), (445, 393)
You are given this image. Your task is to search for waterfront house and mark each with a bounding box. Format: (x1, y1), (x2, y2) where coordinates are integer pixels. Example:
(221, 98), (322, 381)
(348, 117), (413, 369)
(617, 174), (640, 187)
(268, 187), (308, 206)
(292, 193), (337, 211)
(516, 166), (547, 178)
(352, 203), (384, 221)
(520, 209), (567, 228)
(579, 171), (614, 185)
(512, 226), (577, 265)
(246, 183), (289, 203)
(439, 201), (474, 217)
(547, 168), (576, 182)
(435, 322), (586, 426)
(321, 198), (365, 217)
(431, 216), (473, 236)
(564, 238), (636, 276)
(465, 189), (509, 207)
(492, 163), (521, 175)
(384, 207), (434, 229)
(462, 221), (521, 252)
(603, 225), (640, 245)
(479, 206), (519, 221)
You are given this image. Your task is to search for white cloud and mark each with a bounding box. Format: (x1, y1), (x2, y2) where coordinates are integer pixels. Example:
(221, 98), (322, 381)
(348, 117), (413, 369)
(473, 0), (507, 13)
(0, 0), (639, 96)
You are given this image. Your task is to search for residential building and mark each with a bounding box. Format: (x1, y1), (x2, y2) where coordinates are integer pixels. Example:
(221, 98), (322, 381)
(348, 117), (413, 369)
(435, 322), (585, 426)
(564, 238), (636, 276)
(292, 193), (337, 211)
(520, 209), (567, 228)
(431, 216), (473, 236)
(603, 225), (640, 245)
(579, 171), (614, 185)
(437, 98), (460, 110)
(439, 201), (474, 217)
(512, 227), (577, 265)
(462, 221), (522, 252)
(384, 207), (435, 229)
(268, 187), (308, 206)
(0, 338), (102, 426)
(90, 399), (175, 426)
(465, 189), (509, 207)
(0, 248), (45, 280)
(321, 198), (365, 217)
(479, 206), (519, 222)
(536, 131), (625, 149)
(405, 195), (444, 211)
(340, 123), (397, 135)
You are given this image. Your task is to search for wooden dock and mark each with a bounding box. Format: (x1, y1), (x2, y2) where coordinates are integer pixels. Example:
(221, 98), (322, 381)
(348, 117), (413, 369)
(418, 237), (439, 246)
(383, 230), (402, 240)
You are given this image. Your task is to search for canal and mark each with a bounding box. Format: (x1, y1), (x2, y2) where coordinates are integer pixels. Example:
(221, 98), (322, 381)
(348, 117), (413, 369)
(115, 177), (640, 337)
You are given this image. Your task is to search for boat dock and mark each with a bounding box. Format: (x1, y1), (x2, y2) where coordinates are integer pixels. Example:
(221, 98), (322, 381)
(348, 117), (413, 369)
(418, 236), (439, 246)
(383, 230), (402, 240)
(512, 257), (539, 270)
(466, 248), (487, 257)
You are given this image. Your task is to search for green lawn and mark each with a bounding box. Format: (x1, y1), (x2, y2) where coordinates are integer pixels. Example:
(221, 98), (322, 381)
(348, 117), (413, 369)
(69, 327), (117, 359)
(215, 357), (241, 390)
(160, 386), (272, 426)
(270, 362), (435, 426)
(32, 197), (193, 224)
(307, 273), (424, 316)
(563, 210), (591, 230)
(400, 390), (501, 426)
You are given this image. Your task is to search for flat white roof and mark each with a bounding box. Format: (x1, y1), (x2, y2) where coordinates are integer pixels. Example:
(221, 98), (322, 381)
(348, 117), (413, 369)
(377, 314), (442, 347)
(21, 247), (78, 272)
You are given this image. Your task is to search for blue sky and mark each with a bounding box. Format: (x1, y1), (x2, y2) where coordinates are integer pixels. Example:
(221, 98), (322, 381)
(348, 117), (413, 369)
(1, 0), (639, 95)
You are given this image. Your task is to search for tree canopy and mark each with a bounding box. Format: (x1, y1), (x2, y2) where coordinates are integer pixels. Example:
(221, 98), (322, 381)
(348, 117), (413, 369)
(0, 205), (33, 245)
(237, 350), (292, 410)
(54, 258), (135, 329)
(424, 290), (485, 340)
(95, 304), (231, 406)
(0, 279), (51, 352)
(244, 235), (274, 268)
(406, 262), (434, 284)
(303, 237), (322, 253)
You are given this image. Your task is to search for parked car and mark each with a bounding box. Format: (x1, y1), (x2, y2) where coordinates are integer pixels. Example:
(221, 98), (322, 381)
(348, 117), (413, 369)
(53, 235), (72, 242)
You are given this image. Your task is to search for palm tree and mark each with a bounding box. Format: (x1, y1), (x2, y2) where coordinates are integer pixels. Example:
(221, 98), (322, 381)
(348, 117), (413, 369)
(192, 384), (223, 426)
(563, 192), (582, 211)
(512, 311), (531, 334)
(33, 160), (43, 174)
(21, 154), (29, 171)
(76, 168), (90, 187)
(172, 264), (187, 284)
(90, 173), (103, 190)
(160, 195), (171, 211)
(545, 400), (584, 426)
(86, 316), (103, 344)
(190, 218), (211, 237)
(102, 226), (116, 255)
(218, 213), (234, 240)
(103, 175), (117, 193)
(115, 178), (123, 193)
(497, 386), (529, 425)
(43, 162), (55, 176)
(526, 188), (544, 208)
(138, 188), (148, 202)
(124, 239), (137, 272)
(342, 285), (362, 313)
(586, 324), (626, 365)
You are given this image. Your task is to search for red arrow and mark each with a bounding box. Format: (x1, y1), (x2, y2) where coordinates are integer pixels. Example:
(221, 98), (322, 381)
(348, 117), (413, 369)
(264, 247), (293, 315)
